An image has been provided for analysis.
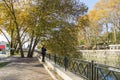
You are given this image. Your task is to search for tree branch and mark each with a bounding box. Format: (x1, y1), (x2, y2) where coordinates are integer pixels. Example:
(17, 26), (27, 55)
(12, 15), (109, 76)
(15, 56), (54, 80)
(0, 29), (10, 44)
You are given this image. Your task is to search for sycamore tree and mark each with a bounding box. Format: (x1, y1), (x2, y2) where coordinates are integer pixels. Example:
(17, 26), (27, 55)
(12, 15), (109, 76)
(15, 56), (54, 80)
(44, 23), (80, 57)
(0, 0), (31, 57)
(88, 9), (106, 48)
(34, 0), (88, 57)
(0, 0), (88, 58)
(76, 0), (120, 50)
(0, 1), (20, 55)
(77, 15), (90, 47)
(88, 0), (120, 45)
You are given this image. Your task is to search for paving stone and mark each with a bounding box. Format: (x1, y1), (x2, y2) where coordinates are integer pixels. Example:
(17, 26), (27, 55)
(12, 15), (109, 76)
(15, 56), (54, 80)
(0, 57), (52, 80)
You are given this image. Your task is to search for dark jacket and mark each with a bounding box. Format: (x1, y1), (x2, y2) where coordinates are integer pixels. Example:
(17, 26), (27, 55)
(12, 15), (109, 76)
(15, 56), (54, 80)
(41, 47), (46, 55)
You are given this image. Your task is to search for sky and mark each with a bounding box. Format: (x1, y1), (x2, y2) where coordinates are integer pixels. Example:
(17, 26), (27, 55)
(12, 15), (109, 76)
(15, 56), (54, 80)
(81, 0), (99, 11)
(0, 31), (10, 42)
(0, 0), (99, 42)
(0, 36), (6, 42)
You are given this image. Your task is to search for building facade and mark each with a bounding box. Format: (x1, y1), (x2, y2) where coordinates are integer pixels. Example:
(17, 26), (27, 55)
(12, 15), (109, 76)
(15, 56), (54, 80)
(0, 41), (10, 54)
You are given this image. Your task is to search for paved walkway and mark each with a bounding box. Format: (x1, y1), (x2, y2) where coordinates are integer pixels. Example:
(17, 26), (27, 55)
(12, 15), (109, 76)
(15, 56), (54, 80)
(0, 54), (9, 60)
(0, 56), (52, 80)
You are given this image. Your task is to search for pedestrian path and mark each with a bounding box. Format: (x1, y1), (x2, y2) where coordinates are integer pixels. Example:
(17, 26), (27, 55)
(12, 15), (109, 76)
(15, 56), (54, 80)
(0, 54), (9, 60)
(0, 56), (52, 80)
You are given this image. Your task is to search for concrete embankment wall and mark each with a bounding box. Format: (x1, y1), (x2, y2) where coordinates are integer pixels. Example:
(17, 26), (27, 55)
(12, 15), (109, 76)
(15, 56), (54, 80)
(80, 50), (120, 67)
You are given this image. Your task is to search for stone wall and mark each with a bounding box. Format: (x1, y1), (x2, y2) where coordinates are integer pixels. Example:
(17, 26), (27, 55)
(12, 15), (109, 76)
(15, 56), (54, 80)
(80, 50), (120, 67)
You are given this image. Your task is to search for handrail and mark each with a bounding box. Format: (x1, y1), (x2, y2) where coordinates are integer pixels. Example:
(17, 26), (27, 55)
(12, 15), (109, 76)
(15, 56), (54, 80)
(46, 54), (120, 80)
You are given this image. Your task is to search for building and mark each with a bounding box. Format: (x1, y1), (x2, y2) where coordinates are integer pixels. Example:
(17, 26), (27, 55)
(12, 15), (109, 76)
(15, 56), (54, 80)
(0, 45), (5, 50)
(0, 41), (10, 54)
(109, 44), (120, 50)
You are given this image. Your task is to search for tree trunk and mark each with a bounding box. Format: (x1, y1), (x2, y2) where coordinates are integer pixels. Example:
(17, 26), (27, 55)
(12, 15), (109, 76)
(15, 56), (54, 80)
(3, 0), (24, 57)
(27, 31), (34, 57)
(106, 23), (109, 45)
(16, 25), (24, 57)
(113, 26), (117, 44)
(12, 4), (24, 57)
(10, 29), (14, 55)
(29, 37), (39, 57)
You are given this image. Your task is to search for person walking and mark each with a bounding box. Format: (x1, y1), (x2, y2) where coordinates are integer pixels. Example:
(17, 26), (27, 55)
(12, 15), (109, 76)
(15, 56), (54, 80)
(41, 45), (47, 62)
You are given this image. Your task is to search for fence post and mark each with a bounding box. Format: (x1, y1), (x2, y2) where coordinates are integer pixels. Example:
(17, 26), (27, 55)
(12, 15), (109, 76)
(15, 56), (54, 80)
(64, 56), (68, 71)
(91, 60), (94, 80)
(49, 54), (50, 60)
(54, 54), (56, 64)
(96, 67), (98, 80)
(87, 63), (91, 79)
(94, 63), (99, 80)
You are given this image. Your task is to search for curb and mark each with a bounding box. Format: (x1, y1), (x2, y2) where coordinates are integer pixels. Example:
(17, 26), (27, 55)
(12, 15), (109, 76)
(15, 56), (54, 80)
(38, 58), (58, 80)
(38, 57), (84, 80)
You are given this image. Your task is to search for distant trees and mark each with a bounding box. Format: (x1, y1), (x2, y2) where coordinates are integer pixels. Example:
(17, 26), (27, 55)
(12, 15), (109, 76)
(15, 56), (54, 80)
(93, 0), (120, 45)
(77, 0), (120, 49)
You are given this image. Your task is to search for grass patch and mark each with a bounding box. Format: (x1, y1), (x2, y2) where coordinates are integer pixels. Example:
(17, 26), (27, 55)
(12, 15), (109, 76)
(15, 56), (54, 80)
(0, 62), (10, 68)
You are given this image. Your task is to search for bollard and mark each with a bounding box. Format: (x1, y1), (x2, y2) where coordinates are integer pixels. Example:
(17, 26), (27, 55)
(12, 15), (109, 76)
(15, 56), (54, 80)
(49, 54), (51, 60)
(54, 54), (56, 64)
(64, 56), (68, 71)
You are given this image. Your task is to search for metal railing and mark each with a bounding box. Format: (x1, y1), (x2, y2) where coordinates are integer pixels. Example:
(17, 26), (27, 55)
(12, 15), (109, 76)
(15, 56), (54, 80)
(46, 54), (120, 80)
(94, 64), (120, 80)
